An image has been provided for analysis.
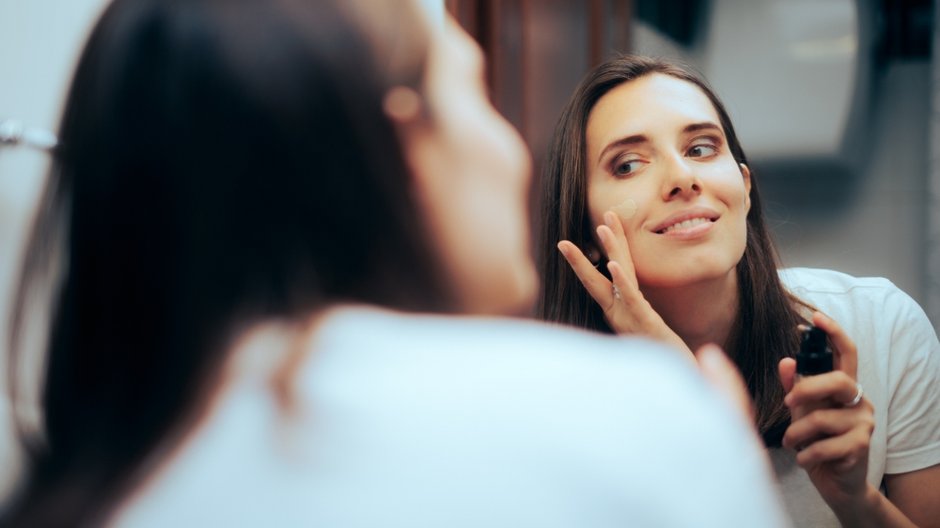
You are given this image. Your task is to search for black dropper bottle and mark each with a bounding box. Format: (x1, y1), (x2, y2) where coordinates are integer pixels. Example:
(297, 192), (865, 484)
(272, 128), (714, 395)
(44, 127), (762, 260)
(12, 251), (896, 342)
(796, 326), (833, 378)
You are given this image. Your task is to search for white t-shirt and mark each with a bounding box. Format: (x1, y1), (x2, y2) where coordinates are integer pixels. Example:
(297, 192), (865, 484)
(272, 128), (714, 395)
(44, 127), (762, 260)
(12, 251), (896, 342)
(773, 268), (940, 527)
(114, 307), (790, 527)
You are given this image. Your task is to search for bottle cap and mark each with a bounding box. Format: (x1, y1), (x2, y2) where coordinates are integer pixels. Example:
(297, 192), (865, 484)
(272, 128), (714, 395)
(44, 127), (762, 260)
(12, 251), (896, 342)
(797, 326), (833, 376)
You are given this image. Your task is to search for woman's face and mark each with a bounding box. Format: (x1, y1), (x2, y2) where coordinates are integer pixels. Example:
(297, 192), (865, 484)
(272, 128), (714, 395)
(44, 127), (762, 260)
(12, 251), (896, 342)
(407, 15), (536, 315)
(584, 73), (751, 290)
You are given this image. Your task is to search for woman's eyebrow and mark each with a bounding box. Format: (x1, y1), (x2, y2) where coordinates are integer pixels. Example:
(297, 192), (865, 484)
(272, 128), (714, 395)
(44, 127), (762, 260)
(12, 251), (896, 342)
(683, 122), (722, 135)
(597, 134), (647, 165)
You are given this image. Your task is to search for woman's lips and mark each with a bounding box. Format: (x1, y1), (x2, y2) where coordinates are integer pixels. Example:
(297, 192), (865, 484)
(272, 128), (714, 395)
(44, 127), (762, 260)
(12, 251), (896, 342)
(652, 208), (720, 234)
(658, 217), (715, 239)
(659, 216), (712, 234)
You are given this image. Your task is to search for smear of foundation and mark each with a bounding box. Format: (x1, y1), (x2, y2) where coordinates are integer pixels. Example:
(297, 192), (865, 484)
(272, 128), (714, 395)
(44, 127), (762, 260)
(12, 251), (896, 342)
(611, 197), (637, 220)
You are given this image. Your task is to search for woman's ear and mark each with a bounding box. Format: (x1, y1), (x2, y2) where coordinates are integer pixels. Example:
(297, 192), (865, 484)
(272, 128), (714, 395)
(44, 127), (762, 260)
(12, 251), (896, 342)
(383, 86), (422, 123)
(739, 163), (752, 211)
(384, 86), (433, 190)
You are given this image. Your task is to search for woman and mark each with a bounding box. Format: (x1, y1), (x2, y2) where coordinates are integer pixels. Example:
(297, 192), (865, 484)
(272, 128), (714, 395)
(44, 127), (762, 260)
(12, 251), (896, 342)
(537, 55), (940, 527)
(2, 1), (789, 526)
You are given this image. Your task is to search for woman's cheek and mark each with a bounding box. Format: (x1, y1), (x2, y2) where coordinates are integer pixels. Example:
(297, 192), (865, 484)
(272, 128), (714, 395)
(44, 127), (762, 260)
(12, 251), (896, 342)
(630, 245), (656, 284)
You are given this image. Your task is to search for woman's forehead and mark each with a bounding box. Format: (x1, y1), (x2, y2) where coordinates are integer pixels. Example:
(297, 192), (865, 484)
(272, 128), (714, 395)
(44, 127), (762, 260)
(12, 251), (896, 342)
(586, 74), (721, 148)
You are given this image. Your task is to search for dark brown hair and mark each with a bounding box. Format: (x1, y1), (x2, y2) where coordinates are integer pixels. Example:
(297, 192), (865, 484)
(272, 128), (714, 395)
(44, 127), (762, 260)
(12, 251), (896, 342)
(536, 55), (809, 446)
(5, 0), (443, 524)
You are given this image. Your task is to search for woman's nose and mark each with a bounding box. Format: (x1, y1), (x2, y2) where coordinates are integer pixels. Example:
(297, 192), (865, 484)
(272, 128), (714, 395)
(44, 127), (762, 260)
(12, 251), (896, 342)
(662, 155), (701, 199)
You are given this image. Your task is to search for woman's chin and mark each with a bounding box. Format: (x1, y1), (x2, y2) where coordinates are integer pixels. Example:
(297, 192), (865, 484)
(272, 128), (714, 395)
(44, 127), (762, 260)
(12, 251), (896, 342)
(637, 267), (736, 291)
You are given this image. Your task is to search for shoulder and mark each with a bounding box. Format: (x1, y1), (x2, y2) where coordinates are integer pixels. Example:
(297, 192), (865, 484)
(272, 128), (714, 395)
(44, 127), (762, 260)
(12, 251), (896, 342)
(777, 267), (936, 352)
(778, 267), (899, 298)
(301, 307), (773, 457)
(118, 307), (790, 527)
(777, 267), (926, 329)
(306, 307), (763, 467)
(776, 267), (939, 391)
(299, 308), (789, 527)
(309, 306), (710, 408)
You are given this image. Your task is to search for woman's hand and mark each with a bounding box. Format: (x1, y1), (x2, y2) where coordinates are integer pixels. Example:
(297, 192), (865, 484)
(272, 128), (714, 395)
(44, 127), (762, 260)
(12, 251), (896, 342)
(557, 211), (690, 356)
(778, 312), (878, 519)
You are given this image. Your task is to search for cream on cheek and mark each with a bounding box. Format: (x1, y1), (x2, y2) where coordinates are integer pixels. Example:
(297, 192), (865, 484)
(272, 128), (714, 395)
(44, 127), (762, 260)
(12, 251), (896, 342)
(589, 193), (643, 262)
(611, 197), (638, 220)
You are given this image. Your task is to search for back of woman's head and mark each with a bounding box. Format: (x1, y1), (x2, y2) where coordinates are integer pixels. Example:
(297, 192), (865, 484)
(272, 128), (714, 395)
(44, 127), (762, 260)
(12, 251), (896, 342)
(6, 0), (447, 523)
(55, 0), (446, 317)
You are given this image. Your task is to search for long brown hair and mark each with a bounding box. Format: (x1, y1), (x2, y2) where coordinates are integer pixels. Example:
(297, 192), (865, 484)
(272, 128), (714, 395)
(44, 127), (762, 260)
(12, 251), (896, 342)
(5, 0), (444, 525)
(536, 55), (809, 446)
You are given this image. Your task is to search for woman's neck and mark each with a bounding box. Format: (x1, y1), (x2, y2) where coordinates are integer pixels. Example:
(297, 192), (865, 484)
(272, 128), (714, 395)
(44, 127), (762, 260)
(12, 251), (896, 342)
(641, 273), (740, 353)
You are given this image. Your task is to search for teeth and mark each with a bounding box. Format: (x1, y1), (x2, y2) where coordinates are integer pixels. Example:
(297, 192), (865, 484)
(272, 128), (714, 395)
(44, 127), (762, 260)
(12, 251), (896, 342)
(662, 217), (710, 233)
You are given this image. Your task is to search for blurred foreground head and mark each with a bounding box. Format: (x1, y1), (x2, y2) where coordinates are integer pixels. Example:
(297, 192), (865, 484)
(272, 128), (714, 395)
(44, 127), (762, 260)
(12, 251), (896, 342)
(7, 0), (533, 523)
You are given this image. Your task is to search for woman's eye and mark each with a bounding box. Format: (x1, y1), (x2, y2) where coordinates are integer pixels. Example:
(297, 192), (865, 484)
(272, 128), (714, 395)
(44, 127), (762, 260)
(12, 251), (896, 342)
(688, 143), (718, 158)
(613, 159), (643, 176)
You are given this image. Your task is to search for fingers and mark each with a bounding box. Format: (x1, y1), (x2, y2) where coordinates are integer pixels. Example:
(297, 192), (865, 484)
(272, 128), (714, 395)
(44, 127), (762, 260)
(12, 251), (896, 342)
(606, 260), (637, 306)
(793, 424), (872, 469)
(559, 213), (686, 350)
(812, 311), (857, 379)
(784, 370), (865, 409)
(596, 211), (638, 288)
(696, 344), (755, 423)
(594, 209), (638, 304)
(598, 211), (640, 312)
(782, 362), (875, 473)
(778, 357), (796, 394)
(557, 240), (614, 309)
(782, 406), (874, 452)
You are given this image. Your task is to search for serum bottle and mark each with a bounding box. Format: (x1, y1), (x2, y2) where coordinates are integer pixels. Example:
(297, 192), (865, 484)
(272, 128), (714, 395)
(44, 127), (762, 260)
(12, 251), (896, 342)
(796, 325), (833, 380)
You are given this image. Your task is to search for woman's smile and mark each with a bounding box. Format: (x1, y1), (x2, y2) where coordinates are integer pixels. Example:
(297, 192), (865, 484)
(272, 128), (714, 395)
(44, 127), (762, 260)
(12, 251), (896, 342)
(650, 206), (720, 238)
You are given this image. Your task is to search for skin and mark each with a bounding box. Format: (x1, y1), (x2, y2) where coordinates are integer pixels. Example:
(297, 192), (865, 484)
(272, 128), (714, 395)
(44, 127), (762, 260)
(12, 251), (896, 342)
(394, 14), (537, 316)
(558, 73), (940, 526)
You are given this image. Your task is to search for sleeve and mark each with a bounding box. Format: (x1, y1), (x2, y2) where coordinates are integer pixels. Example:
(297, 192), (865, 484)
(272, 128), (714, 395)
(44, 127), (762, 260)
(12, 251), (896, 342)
(883, 286), (940, 474)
